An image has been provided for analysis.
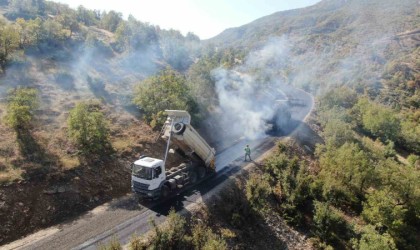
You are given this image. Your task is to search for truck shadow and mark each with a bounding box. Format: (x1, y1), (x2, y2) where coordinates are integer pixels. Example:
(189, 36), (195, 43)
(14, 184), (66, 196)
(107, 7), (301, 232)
(137, 162), (287, 248)
(139, 165), (240, 215)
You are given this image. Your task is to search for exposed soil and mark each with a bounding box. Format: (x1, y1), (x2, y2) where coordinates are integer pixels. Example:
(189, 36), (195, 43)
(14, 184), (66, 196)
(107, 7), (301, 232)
(0, 117), (186, 245)
(0, 159), (130, 244)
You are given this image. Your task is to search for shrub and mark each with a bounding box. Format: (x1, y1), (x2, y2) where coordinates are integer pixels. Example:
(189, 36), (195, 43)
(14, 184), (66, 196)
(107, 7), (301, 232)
(191, 222), (227, 250)
(98, 235), (122, 250)
(132, 68), (198, 128)
(148, 209), (188, 249)
(245, 173), (272, 211)
(351, 225), (397, 250)
(313, 201), (350, 246)
(318, 142), (373, 208)
(67, 101), (111, 155)
(5, 87), (39, 131)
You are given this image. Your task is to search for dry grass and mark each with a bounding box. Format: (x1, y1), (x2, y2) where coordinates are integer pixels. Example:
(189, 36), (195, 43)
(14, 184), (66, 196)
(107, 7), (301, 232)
(60, 155), (80, 170)
(0, 166), (23, 184)
(111, 138), (132, 152)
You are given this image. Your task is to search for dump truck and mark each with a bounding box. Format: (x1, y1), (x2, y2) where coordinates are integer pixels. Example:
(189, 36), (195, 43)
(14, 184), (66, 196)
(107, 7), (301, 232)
(131, 110), (216, 199)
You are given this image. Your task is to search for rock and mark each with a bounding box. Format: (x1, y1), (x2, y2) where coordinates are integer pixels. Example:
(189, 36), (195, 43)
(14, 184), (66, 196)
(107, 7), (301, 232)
(57, 186), (66, 193)
(43, 187), (58, 194)
(18, 202), (24, 207)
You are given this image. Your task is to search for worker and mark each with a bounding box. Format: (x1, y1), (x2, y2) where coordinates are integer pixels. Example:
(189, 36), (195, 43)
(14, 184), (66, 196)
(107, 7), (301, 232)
(244, 144), (251, 161)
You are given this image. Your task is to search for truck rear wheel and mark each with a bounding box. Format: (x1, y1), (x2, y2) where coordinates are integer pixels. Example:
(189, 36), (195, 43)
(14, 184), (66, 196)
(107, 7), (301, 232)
(189, 171), (197, 184)
(173, 122), (186, 135)
(161, 185), (170, 198)
(197, 167), (206, 179)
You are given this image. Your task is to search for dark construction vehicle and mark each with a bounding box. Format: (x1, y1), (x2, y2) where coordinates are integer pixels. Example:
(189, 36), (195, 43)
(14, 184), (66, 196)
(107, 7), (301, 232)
(266, 100), (292, 133)
(131, 110), (216, 200)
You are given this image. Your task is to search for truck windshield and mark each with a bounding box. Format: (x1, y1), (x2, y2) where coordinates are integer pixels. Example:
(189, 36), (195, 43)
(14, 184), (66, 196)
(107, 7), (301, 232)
(132, 164), (153, 180)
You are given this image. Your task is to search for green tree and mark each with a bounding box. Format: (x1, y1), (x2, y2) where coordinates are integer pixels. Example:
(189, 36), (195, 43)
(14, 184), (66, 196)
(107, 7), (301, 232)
(0, 22), (20, 72)
(186, 56), (219, 109)
(148, 209), (187, 249)
(400, 118), (420, 153)
(317, 142), (373, 207)
(160, 29), (192, 71)
(322, 118), (355, 147)
(313, 201), (349, 245)
(353, 98), (401, 142)
(5, 87), (39, 131)
(58, 11), (80, 38)
(99, 10), (122, 32)
(133, 68), (198, 128)
(245, 173), (272, 211)
(67, 101), (111, 155)
(352, 225), (397, 250)
(76, 5), (98, 26)
(41, 19), (65, 42)
(319, 87), (357, 110)
(362, 189), (407, 238)
(264, 149), (313, 225)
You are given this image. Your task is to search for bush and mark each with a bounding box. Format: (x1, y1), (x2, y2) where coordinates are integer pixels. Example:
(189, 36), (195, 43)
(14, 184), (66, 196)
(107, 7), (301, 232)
(351, 225), (397, 250)
(5, 87), (39, 131)
(67, 101), (111, 155)
(191, 222), (227, 250)
(245, 173), (272, 211)
(313, 201), (350, 246)
(148, 209), (188, 249)
(318, 142), (373, 208)
(98, 235), (122, 250)
(131, 209), (227, 250)
(132, 68), (198, 128)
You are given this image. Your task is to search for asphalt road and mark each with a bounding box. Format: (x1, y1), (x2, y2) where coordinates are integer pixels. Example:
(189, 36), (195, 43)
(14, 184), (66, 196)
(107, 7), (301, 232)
(2, 88), (313, 250)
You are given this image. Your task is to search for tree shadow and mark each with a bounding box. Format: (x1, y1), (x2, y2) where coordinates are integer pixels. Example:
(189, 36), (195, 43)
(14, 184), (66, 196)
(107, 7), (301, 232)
(15, 129), (60, 180)
(55, 72), (75, 91)
(87, 76), (113, 104)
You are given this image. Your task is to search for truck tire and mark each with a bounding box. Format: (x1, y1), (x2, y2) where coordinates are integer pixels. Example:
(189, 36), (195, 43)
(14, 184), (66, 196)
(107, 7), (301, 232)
(161, 185), (170, 198)
(173, 122), (186, 135)
(197, 166), (206, 179)
(189, 171), (197, 184)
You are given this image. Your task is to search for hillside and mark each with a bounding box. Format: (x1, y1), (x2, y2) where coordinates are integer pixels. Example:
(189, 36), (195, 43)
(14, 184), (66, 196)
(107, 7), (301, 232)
(0, 0), (419, 248)
(209, 0), (419, 93)
(0, 0), (193, 244)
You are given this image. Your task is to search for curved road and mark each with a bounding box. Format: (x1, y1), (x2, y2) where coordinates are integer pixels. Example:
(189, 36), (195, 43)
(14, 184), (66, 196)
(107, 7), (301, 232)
(3, 88), (314, 250)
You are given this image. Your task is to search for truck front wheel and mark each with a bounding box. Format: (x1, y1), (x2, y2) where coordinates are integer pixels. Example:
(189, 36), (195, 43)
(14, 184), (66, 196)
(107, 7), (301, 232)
(161, 185), (170, 198)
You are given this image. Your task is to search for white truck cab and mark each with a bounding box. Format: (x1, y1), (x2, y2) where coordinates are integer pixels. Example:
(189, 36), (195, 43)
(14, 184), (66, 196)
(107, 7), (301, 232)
(131, 157), (166, 198)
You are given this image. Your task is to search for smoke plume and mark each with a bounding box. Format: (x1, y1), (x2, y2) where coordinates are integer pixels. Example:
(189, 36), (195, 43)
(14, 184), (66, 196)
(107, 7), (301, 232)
(211, 37), (290, 140)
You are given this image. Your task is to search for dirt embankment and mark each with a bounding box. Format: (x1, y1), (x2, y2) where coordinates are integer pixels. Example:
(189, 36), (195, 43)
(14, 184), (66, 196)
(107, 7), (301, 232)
(0, 117), (186, 245)
(0, 158), (131, 244)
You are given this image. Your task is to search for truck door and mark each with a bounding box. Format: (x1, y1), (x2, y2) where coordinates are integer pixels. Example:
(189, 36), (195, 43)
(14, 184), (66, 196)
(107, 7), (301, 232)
(154, 166), (165, 181)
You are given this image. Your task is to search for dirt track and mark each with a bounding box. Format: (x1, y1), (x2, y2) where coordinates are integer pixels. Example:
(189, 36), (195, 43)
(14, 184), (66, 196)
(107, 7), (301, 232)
(2, 88), (314, 250)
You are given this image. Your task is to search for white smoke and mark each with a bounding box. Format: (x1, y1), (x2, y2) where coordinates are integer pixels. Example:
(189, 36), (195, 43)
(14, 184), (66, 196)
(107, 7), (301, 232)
(211, 37), (290, 140)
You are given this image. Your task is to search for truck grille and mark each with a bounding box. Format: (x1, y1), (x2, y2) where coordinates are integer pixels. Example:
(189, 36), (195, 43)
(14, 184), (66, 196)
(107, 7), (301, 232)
(132, 181), (150, 193)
